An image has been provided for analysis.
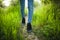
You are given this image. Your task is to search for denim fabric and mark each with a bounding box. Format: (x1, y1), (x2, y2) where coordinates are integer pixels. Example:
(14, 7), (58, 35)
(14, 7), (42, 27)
(20, 0), (25, 18)
(20, 0), (33, 23)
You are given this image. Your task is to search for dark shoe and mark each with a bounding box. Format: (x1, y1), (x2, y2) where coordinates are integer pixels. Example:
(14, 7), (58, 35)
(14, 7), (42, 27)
(22, 17), (25, 24)
(27, 23), (32, 33)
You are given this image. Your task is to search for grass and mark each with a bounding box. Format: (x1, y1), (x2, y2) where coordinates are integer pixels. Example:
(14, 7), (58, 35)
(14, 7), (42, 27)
(0, 2), (60, 40)
(32, 3), (60, 40)
(0, 4), (23, 40)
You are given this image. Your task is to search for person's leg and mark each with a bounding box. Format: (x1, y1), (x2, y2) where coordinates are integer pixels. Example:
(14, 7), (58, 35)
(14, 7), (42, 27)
(28, 0), (33, 23)
(27, 0), (33, 32)
(20, 0), (25, 24)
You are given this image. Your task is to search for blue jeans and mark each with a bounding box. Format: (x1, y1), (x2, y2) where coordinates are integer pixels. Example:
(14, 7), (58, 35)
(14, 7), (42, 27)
(20, 0), (33, 23)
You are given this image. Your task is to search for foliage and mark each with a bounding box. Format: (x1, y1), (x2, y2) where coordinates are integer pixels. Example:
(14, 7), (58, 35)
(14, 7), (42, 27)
(0, 0), (60, 40)
(0, 3), (24, 40)
(32, 0), (60, 40)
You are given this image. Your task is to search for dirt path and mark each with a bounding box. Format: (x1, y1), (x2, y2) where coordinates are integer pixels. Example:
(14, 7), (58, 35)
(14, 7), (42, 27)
(22, 26), (39, 40)
(20, 16), (39, 40)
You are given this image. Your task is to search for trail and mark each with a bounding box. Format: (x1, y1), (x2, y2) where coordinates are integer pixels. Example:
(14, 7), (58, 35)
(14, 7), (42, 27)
(20, 16), (39, 40)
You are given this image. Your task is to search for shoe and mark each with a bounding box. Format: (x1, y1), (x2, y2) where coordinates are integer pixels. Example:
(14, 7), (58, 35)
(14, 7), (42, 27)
(21, 17), (25, 27)
(22, 17), (25, 24)
(27, 23), (32, 33)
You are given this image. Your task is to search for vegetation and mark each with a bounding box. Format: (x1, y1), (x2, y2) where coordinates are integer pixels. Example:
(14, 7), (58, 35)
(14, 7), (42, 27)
(0, 0), (60, 40)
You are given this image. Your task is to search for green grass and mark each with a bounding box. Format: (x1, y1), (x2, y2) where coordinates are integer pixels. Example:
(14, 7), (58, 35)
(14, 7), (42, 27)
(0, 4), (23, 40)
(32, 3), (60, 40)
(0, 2), (60, 40)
